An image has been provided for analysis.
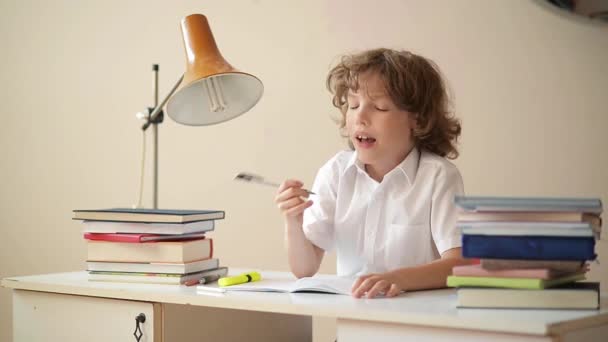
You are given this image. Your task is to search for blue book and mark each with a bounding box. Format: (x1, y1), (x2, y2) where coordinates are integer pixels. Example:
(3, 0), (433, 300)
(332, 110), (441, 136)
(454, 196), (602, 214)
(462, 235), (596, 260)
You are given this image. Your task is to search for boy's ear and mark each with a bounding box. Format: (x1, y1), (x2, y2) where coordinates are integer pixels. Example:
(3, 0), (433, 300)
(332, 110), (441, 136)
(409, 112), (419, 129)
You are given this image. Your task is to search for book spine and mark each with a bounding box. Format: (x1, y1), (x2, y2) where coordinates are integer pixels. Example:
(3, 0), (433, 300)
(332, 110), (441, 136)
(452, 266), (551, 279)
(447, 275), (539, 289)
(84, 233), (143, 243)
(454, 196), (602, 213)
(462, 235), (596, 260)
(209, 238), (214, 259)
(460, 227), (593, 237)
(447, 273), (583, 289)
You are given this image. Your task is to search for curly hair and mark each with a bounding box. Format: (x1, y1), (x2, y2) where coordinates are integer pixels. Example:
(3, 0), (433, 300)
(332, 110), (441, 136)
(326, 48), (461, 159)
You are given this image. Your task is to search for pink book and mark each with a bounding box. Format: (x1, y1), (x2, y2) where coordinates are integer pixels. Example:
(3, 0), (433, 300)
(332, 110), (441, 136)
(84, 232), (206, 243)
(452, 264), (570, 280)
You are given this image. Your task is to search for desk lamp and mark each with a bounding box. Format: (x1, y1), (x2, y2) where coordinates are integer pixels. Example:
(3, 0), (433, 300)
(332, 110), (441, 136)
(137, 14), (263, 208)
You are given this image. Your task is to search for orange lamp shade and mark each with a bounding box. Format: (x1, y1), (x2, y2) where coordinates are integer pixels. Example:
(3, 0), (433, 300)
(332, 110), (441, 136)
(166, 14), (263, 126)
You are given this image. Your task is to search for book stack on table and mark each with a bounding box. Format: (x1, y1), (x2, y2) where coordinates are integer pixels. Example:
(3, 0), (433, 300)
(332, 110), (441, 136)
(448, 196), (602, 309)
(72, 208), (228, 285)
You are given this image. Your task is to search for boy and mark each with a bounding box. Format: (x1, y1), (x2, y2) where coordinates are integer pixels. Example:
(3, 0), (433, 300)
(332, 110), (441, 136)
(275, 48), (468, 298)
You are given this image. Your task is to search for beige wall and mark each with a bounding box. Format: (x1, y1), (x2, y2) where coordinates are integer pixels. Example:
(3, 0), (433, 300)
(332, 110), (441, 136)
(1, 0), (606, 341)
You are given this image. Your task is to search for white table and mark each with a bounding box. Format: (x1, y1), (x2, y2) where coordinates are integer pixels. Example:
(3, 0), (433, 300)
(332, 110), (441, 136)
(2, 270), (608, 342)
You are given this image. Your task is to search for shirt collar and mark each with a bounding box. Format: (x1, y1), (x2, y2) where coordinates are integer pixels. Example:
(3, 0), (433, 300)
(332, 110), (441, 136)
(395, 147), (420, 185)
(344, 147), (420, 185)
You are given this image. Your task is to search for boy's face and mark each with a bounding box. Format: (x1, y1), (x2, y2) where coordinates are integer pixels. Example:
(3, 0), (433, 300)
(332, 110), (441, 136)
(345, 71), (416, 173)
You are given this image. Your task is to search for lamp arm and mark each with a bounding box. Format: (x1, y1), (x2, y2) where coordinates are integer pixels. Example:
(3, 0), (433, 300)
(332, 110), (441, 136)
(142, 74), (184, 130)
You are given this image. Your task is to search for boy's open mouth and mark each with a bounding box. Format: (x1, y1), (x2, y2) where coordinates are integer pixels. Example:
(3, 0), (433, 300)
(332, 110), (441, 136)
(355, 135), (377, 149)
(356, 135), (376, 143)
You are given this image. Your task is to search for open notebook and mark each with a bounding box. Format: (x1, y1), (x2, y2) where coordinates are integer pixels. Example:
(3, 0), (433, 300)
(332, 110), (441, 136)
(197, 275), (355, 295)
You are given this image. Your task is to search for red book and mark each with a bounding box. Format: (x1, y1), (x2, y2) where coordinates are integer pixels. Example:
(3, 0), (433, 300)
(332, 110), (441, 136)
(84, 232), (206, 243)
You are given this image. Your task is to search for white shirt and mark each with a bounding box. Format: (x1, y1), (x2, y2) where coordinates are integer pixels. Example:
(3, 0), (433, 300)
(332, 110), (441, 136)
(303, 148), (464, 277)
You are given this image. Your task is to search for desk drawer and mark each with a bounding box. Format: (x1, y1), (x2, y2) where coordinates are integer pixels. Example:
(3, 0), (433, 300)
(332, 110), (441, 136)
(13, 290), (160, 342)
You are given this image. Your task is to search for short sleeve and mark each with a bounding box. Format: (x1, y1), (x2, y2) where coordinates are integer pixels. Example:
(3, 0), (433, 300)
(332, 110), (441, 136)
(302, 156), (340, 252)
(430, 163), (465, 255)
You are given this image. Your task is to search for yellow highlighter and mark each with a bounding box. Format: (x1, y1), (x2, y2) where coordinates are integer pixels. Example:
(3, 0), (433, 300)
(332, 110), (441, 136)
(218, 271), (261, 287)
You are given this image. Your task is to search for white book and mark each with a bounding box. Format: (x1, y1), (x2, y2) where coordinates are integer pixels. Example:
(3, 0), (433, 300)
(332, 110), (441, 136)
(198, 275), (355, 295)
(461, 227), (594, 237)
(82, 219), (214, 235)
(86, 258), (219, 274)
(454, 196), (603, 214)
(458, 221), (595, 237)
(89, 267), (228, 285)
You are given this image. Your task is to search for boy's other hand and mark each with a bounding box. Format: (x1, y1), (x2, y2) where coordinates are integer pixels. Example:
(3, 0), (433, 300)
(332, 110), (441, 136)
(351, 272), (403, 299)
(275, 179), (313, 227)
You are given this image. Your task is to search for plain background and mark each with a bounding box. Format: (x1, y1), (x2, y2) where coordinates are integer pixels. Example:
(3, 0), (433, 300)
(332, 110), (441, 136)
(1, 0), (606, 341)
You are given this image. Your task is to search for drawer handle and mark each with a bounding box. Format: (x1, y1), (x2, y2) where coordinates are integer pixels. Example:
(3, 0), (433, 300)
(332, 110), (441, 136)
(133, 313), (146, 342)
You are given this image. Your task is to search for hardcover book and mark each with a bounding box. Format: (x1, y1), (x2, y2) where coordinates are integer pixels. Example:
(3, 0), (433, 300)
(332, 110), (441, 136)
(81, 219), (215, 235)
(86, 238), (213, 263)
(73, 208), (225, 223)
(457, 221), (596, 237)
(452, 264), (579, 279)
(447, 273), (585, 290)
(89, 267), (228, 285)
(480, 259), (585, 272)
(84, 232), (207, 243)
(454, 196), (602, 214)
(457, 211), (601, 226)
(462, 235), (596, 261)
(86, 258), (219, 274)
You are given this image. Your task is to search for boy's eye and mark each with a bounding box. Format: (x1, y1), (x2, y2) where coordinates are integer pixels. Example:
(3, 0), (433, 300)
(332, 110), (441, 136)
(348, 105), (359, 110)
(375, 107), (388, 112)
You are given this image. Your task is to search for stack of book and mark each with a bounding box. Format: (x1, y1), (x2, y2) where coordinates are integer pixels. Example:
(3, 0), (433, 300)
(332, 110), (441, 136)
(73, 208), (229, 285)
(447, 196), (602, 309)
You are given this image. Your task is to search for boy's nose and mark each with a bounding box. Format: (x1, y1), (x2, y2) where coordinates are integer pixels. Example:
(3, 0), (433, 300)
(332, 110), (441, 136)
(355, 108), (370, 126)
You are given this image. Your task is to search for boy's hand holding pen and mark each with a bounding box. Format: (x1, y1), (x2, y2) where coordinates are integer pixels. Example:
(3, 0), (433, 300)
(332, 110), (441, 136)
(234, 172), (315, 195)
(274, 179), (314, 228)
(234, 172), (314, 226)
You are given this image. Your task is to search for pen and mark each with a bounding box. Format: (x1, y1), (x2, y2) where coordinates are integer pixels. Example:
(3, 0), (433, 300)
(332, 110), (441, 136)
(234, 172), (316, 195)
(218, 271), (261, 287)
(184, 274), (223, 287)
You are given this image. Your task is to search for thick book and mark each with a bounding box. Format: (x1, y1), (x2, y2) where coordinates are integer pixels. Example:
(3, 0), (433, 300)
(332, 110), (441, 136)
(458, 222), (596, 237)
(462, 235), (596, 260)
(198, 276), (355, 295)
(88, 267), (228, 285)
(480, 259), (585, 272)
(447, 273), (585, 290)
(84, 232), (207, 243)
(82, 219), (214, 235)
(73, 208), (225, 223)
(457, 211), (602, 226)
(86, 238), (213, 263)
(452, 264), (578, 279)
(456, 282), (600, 309)
(454, 196), (603, 214)
(86, 258), (219, 274)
